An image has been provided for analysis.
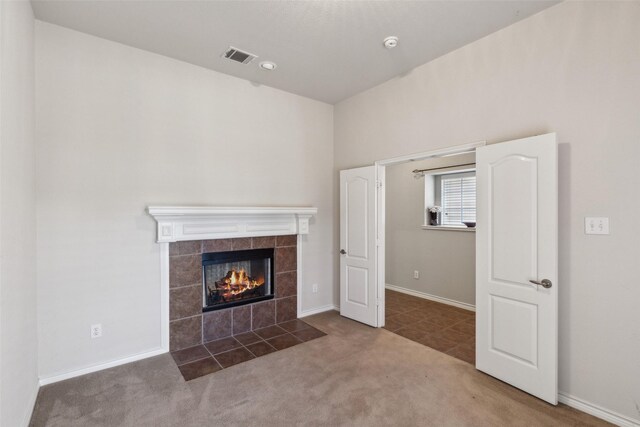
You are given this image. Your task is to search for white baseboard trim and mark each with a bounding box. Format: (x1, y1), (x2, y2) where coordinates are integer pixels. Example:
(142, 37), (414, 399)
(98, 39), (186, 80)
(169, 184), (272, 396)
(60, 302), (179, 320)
(559, 392), (640, 427)
(38, 347), (167, 386)
(299, 304), (339, 318)
(22, 378), (40, 427)
(386, 284), (475, 312)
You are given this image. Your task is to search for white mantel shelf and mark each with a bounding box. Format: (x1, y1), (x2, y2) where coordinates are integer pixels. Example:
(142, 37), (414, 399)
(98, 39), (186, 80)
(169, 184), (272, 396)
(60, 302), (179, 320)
(147, 206), (318, 243)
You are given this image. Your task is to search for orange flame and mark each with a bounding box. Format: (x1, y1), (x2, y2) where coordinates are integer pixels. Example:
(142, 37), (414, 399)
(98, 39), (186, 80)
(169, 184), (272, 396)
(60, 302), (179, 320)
(221, 268), (262, 297)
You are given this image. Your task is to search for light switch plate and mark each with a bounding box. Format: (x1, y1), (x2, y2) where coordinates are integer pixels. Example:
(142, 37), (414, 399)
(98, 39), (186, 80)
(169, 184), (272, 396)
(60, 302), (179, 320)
(585, 217), (609, 235)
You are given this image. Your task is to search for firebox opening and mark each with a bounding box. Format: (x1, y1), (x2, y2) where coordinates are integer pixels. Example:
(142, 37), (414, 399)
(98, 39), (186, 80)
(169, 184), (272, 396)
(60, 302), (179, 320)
(202, 248), (274, 312)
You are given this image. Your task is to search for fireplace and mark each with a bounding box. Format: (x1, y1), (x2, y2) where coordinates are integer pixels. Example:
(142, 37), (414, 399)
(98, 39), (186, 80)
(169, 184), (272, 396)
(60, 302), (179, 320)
(202, 248), (274, 312)
(147, 206), (316, 351)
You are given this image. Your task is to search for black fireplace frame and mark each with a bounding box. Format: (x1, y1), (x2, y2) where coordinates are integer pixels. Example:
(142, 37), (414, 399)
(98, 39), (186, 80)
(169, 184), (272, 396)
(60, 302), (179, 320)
(201, 248), (275, 313)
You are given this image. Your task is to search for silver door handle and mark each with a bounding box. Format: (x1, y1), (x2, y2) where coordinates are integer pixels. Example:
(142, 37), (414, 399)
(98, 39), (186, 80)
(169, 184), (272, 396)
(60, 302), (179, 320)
(340, 249), (346, 255)
(529, 279), (552, 289)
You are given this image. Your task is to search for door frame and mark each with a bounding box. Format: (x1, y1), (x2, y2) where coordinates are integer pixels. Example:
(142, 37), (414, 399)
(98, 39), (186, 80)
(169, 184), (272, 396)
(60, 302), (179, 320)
(373, 140), (486, 326)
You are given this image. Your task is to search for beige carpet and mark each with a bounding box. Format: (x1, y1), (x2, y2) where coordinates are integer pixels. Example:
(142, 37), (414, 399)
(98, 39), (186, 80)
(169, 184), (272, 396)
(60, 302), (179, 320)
(30, 311), (609, 426)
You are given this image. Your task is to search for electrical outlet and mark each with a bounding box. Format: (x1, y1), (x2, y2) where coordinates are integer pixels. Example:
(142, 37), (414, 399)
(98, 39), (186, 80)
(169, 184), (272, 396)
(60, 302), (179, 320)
(312, 284), (318, 293)
(413, 270), (419, 279)
(585, 217), (609, 235)
(90, 324), (102, 339)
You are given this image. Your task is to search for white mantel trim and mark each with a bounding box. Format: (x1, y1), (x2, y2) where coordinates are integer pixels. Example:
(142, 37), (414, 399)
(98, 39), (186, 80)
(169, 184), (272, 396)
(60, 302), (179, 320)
(147, 206), (317, 243)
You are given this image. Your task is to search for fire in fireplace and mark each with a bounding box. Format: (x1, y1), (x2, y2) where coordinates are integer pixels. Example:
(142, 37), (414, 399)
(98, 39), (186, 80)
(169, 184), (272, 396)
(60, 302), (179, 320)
(202, 248), (274, 311)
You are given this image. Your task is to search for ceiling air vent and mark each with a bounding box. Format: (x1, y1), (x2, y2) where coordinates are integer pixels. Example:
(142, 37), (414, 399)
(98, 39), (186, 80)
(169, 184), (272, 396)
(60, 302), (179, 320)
(222, 47), (257, 65)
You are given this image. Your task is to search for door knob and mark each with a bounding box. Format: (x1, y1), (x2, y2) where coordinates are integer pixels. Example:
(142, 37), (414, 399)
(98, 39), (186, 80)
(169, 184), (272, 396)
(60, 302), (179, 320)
(529, 279), (552, 289)
(340, 249), (346, 255)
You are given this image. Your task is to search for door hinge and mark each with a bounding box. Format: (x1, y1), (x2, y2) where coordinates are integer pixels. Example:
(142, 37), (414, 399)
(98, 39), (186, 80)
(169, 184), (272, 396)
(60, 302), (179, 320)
(376, 180), (383, 189)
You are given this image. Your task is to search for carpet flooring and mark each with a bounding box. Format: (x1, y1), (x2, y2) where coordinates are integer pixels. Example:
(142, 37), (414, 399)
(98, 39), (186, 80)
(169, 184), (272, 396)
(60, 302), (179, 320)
(30, 311), (610, 426)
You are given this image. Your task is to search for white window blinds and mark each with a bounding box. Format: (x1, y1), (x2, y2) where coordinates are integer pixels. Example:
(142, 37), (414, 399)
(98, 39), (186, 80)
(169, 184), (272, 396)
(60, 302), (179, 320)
(441, 174), (476, 225)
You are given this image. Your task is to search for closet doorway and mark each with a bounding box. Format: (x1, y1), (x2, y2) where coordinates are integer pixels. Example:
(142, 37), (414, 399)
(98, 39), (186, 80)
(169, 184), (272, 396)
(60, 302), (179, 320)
(340, 134), (559, 404)
(383, 151), (477, 364)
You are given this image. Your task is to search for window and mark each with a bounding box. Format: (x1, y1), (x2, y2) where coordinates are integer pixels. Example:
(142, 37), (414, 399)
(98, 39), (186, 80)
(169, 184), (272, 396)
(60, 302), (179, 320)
(440, 172), (476, 225)
(424, 170), (476, 228)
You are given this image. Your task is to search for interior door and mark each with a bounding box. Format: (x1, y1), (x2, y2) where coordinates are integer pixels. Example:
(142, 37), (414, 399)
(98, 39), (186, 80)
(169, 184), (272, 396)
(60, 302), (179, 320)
(476, 133), (558, 404)
(340, 166), (378, 327)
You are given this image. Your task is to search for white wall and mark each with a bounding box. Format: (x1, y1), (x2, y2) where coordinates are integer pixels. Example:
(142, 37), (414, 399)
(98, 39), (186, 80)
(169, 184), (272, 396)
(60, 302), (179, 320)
(35, 22), (334, 380)
(335, 1), (640, 423)
(0, 1), (38, 425)
(385, 155), (475, 306)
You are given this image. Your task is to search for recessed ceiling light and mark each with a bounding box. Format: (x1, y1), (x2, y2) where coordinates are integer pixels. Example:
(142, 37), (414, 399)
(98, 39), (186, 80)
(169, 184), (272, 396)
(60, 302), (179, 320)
(259, 61), (277, 71)
(383, 36), (399, 49)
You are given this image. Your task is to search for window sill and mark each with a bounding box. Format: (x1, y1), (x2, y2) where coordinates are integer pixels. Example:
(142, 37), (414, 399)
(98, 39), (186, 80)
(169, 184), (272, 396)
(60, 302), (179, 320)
(421, 225), (476, 232)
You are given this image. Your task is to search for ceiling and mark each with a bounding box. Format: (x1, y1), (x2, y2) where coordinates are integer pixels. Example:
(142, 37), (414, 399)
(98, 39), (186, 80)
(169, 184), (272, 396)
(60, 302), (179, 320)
(31, 1), (559, 104)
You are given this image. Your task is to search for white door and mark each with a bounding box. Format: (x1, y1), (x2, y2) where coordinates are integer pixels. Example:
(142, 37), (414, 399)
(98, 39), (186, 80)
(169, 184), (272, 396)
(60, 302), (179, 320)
(340, 166), (378, 327)
(476, 133), (558, 404)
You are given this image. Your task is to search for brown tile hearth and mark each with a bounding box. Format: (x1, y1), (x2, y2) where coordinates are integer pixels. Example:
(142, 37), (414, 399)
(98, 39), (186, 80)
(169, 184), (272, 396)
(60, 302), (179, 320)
(178, 357), (222, 381)
(203, 310), (232, 342)
(275, 246), (297, 273)
(169, 254), (201, 288)
(170, 319), (326, 382)
(170, 316), (202, 351)
(245, 341), (277, 357)
(169, 285), (201, 320)
(214, 347), (255, 368)
(252, 300), (276, 329)
(232, 305), (252, 335)
(204, 337), (241, 355)
(276, 296), (297, 323)
(278, 319), (311, 333)
(171, 345), (210, 366)
(233, 331), (262, 346)
(275, 271), (296, 298)
(291, 326), (326, 342)
(254, 325), (287, 340)
(267, 333), (303, 350)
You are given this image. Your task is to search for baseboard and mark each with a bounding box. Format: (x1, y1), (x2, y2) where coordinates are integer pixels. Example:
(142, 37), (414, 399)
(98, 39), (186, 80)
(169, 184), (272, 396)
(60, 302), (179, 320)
(385, 284), (475, 312)
(22, 377), (40, 427)
(299, 304), (339, 318)
(559, 392), (640, 427)
(38, 347), (167, 386)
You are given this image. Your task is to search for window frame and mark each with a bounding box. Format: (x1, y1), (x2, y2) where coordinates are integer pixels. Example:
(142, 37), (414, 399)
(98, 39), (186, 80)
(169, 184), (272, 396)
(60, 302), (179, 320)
(423, 168), (476, 231)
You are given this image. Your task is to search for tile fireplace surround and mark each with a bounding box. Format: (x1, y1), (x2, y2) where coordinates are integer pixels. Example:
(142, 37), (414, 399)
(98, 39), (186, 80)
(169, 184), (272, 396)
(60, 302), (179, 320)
(169, 235), (298, 351)
(147, 206), (317, 353)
